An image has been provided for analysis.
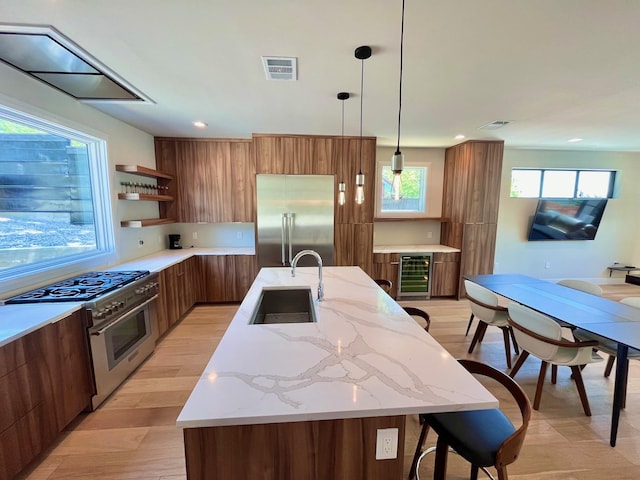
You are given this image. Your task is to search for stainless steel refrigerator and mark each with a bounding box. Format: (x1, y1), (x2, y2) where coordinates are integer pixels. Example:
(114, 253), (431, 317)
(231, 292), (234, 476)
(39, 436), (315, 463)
(256, 174), (334, 268)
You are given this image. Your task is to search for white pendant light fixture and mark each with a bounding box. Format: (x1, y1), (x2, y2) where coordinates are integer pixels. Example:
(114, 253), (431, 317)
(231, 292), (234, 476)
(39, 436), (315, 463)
(355, 45), (371, 205)
(391, 0), (406, 201)
(337, 91), (349, 206)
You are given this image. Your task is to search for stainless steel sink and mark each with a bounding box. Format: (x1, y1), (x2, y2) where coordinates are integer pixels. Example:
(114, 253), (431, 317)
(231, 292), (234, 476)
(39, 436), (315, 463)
(249, 287), (317, 324)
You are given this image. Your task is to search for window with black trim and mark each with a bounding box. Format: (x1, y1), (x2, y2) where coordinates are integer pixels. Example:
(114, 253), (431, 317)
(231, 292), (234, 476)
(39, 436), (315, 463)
(510, 168), (615, 198)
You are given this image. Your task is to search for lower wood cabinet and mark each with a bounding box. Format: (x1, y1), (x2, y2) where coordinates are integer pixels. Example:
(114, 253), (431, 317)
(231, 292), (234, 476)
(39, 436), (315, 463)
(199, 255), (257, 303)
(430, 252), (461, 297)
(157, 257), (203, 337)
(0, 310), (92, 480)
(372, 253), (400, 298)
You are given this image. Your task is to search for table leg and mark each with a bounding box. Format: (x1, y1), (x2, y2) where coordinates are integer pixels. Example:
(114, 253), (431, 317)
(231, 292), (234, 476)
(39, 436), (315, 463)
(610, 343), (629, 447)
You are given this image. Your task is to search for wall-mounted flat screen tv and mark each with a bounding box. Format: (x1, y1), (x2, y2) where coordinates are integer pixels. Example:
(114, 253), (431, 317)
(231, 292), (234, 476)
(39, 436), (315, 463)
(528, 198), (608, 241)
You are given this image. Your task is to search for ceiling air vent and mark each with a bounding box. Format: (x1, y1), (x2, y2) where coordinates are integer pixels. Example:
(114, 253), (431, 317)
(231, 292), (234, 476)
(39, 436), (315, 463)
(261, 56), (297, 81)
(479, 120), (510, 130)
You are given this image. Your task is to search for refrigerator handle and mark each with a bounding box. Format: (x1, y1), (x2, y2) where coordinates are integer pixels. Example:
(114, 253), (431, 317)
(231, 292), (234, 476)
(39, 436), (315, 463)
(281, 213), (287, 266)
(288, 213), (294, 264)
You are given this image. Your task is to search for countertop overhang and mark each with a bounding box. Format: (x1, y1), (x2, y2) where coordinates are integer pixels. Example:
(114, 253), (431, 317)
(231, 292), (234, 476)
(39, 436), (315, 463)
(176, 266), (497, 429)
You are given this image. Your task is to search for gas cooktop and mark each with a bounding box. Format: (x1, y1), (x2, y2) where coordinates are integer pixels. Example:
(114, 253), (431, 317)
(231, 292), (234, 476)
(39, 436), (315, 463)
(3, 270), (150, 304)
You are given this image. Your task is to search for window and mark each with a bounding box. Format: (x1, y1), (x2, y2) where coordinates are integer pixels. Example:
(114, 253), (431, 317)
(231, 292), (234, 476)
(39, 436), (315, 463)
(0, 104), (114, 282)
(376, 163), (428, 217)
(510, 168), (615, 198)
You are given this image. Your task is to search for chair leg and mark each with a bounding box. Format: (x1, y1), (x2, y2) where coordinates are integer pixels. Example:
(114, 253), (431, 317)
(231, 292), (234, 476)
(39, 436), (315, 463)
(604, 355), (616, 378)
(408, 421), (430, 480)
(497, 467), (509, 480)
(533, 361), (549, 410)
(501, 327), (512, 368)
(465, 313), (475, 336)
(433, 436), (449, 480)
(509, 351), (529, 378)
(468, 321), (488, 354)
(509, 327), (520, 355)
(470, 465), (480, 480)
(569, 365), (592, 416)
(551, 364), (558, 384)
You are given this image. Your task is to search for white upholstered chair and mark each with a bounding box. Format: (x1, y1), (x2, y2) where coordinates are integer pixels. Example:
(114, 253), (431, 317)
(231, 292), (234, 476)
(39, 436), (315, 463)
(464, 280), (519, 368)
(573, 297), (640, 382)
(557, 279), (603, 297)
(507, 302), (602, 416)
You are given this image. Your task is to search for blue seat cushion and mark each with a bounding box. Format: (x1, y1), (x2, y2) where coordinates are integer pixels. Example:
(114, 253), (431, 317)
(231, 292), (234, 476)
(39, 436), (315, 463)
(422, 409), (515, 467)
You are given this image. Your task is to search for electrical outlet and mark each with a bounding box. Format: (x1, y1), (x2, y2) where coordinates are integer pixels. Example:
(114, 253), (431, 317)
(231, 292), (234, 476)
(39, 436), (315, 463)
(427, 231), (433, 239)
(375, 428), (398, 460)
(545, 261), (551, 269)
(192, 232), (198, 240)
(236, 231), (243, 240)
(138, 240), (144, 248)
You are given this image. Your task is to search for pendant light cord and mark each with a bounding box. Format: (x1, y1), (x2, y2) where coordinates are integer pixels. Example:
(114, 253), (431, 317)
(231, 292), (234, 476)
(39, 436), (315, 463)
(396, 0), (405, 154)
(359, 57), (364, 172)
(341, 97), (345, 181)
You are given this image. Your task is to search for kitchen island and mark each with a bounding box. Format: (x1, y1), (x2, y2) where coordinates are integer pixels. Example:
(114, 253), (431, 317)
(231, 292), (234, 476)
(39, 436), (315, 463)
(177, 266), (496, 479)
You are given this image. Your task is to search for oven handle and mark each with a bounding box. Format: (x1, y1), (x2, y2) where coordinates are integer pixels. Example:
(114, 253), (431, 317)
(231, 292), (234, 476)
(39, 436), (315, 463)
(90, 295), (158, 336)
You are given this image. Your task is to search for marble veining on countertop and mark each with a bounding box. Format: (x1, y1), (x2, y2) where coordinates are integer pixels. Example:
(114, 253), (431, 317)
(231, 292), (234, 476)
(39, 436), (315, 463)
(373, 244), (460, 254)
(176, 266), (496, 428)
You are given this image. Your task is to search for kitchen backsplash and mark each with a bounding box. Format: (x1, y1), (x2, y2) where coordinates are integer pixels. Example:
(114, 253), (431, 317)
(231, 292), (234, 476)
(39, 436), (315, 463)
(169, 223), (256, 249)
(373, 220), (442, 246)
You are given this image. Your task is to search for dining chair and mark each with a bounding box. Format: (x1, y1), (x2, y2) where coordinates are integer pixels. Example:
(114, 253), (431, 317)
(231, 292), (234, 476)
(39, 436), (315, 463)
(572, 297), (640, 390)
(408, 359), (531, 480)
(464, 280), (519, 368)
(507, 302), (602, 416)
(403, 306), (431, 332)
(374, 278), (393, 293)
(557, 279), (603, 296)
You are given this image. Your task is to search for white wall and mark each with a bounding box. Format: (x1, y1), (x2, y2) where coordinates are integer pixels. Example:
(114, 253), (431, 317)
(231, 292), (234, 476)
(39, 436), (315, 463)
(495, 149), (640, 281)
(0, 62), (166, 293)
(373, 146), (445, 246)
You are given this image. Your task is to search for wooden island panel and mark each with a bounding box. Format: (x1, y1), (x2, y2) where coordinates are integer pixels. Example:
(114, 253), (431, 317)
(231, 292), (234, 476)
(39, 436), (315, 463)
(184, 415), (405, 480)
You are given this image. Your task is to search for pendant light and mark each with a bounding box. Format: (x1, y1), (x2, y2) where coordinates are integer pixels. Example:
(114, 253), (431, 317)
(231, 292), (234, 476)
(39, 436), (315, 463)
(337, 91), (349, 206)
(355, 45), (371, 205)
(391, 0), (406, 201)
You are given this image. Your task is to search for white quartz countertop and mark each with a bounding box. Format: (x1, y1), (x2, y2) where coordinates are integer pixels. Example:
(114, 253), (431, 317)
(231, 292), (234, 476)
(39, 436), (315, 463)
(176, 266), (496, 428)
(0, 302), (84, 348)
(113, 247), (255, 272)
(373, 244), (460, 254)
(0, 247), (254, 347)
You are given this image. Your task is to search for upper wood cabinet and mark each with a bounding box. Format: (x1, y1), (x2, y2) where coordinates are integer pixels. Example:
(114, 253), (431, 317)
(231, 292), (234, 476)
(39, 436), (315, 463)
(154, 138), (255, 223)
(442, 141), (504, 225)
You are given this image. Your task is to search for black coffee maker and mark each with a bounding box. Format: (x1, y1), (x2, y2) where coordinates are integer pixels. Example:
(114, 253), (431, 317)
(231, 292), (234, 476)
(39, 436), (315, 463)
(168, 234), (182, 249)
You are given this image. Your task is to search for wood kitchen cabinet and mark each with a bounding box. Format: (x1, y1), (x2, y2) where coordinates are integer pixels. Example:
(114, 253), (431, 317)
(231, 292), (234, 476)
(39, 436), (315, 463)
(430, 252), (461, 297)
(154, 138), (255, 223)
(157, 257), (203, 337)
(199, 255), (257, 303)
(372, 253), (400, 298)
(0, 310), (92, 480)
(441, 140), (503, 298)
(335, 223), (374, 277)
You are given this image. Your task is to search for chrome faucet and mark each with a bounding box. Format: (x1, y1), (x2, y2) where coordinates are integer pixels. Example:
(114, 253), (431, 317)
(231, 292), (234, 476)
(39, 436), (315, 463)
(291, 249), (324, 301)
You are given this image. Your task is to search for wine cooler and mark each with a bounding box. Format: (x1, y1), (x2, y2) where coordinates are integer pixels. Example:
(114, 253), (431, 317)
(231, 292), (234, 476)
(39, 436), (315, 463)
(397, 253), (432, 299)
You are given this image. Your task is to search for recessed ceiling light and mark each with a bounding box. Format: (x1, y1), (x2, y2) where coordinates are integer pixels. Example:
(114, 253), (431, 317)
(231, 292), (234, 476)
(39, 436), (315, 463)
(193, 121), (208, 128)
(455, 134), (465, 140)
(568, 138), (583, 143)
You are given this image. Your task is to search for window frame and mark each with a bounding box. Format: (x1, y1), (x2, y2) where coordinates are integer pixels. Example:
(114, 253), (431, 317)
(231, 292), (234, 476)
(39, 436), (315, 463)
(374, 158), (430, 219)
(0, 103), (115, 287)
(510, 168), (616, 199)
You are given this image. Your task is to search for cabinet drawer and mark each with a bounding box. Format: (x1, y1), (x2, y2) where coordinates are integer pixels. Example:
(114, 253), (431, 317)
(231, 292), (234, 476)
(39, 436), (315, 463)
(432, 252), (460, 263)
(373, 253), (400, 264)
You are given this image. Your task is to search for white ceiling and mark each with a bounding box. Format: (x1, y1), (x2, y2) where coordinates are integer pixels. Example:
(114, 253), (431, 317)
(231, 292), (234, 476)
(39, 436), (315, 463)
(2, 0), (640, 151)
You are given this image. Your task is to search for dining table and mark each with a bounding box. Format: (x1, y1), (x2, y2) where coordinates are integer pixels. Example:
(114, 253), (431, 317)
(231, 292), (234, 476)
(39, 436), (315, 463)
(465, 273), (640, 447)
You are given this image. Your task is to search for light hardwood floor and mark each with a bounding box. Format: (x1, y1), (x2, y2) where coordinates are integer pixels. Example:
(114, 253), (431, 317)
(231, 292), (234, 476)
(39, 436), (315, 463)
(20, 283), (640, 479)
